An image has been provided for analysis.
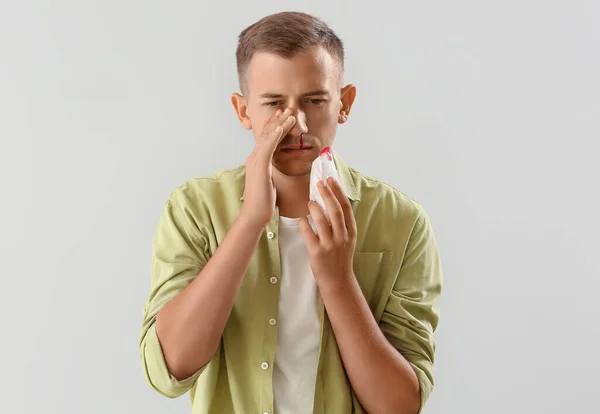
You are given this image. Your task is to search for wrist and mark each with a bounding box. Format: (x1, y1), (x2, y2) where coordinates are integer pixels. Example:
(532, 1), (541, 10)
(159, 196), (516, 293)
(316, 271), (357, 298)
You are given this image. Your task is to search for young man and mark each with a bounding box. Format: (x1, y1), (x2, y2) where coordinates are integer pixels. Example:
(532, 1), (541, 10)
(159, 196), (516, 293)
(139, 11), (442, 414)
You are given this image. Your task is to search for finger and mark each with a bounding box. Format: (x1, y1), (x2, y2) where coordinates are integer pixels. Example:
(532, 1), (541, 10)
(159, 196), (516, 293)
(259, 109), (282, 140)
(299, 216), (319, 250)
(260, 108), (285, 138)
(260, 108), (293, 143)
(317, 180), (347, 243)
(270, 114), (296, 148)
(259, 115), (296, 161)
(307, 201), (333, 247)
(327, 176), (356, 238)
(274, 108), (296, 140)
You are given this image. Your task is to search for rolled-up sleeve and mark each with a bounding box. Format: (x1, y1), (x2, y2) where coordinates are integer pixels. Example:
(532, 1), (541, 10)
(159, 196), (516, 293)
(139, 194), (211, 398)
(379, 206), (442, 413)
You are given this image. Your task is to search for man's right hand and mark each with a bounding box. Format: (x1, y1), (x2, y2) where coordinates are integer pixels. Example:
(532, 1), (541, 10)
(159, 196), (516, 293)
(240, 107), (296, 229)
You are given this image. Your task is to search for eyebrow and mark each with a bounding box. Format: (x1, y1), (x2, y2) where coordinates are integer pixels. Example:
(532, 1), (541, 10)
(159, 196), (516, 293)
(258, 90), (330, 99)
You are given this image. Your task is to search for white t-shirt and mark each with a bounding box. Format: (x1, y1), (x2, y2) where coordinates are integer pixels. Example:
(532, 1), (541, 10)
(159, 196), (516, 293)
(273, 215), (323, 414)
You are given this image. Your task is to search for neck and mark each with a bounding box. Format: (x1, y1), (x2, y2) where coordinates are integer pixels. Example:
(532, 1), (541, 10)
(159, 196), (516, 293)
(272, 170), (311, 218)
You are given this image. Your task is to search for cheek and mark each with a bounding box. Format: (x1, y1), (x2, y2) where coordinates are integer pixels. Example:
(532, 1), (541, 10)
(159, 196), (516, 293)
(304, 110), (338, 144)
(306, 105), (339, 127)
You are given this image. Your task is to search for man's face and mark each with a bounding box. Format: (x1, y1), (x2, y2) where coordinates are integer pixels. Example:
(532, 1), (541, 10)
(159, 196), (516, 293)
(233, 46), (355, 177)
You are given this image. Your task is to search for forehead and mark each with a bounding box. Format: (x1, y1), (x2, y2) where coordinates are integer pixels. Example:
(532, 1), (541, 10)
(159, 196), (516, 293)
(246, 46), (340, 96)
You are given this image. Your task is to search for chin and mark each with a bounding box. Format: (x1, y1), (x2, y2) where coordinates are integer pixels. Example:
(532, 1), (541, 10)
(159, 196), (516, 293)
(273, 159), (313, 177)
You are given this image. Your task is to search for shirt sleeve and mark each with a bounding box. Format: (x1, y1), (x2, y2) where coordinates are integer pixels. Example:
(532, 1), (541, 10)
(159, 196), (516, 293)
(139, 195), (211, 398)
(379, 206), (442, 413)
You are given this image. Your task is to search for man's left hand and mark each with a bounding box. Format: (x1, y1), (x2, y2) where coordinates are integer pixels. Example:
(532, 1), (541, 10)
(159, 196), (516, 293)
(299, 177), (357, 294)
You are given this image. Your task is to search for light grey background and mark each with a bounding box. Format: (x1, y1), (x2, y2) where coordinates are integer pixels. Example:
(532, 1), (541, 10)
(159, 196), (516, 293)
(2, 1), (598, 413)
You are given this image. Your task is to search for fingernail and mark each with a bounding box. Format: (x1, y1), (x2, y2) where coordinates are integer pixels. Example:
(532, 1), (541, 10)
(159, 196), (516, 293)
(317, 181), (325, 188)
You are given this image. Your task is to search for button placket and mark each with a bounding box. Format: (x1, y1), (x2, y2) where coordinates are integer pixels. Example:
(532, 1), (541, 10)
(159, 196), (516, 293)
(260, 216), (279, 413)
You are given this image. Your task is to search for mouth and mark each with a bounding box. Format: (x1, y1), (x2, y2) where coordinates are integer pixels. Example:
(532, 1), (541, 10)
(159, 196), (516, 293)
(280, 145), (314, 153)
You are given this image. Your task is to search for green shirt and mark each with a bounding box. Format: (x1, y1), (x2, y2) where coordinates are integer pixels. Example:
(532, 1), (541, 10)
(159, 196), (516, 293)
(139, 150), (442, 413)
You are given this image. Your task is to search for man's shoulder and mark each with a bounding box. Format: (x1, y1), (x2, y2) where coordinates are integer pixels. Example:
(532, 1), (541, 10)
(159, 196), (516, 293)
(347, 166), (432, 260)
(348, 166), (424, 223)
(167, 164), (246, 207)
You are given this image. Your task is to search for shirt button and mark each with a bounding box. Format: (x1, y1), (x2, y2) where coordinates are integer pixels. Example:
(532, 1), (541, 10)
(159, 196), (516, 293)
(261, 362), (269, 370)
(269, 318), (277, 326)
(267, 231), (275, 239)
(270, 276), (278, 284)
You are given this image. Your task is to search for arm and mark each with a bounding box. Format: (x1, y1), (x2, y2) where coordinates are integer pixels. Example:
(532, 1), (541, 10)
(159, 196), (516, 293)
(323, 208), (441, 413)
(320, 277), (423, 414)
(155, 206), (265, 380)
(139, 108), (296, 398)
(378, 208), (441, 413)
(139, 197), (264, 398)
(300, 178), (441, 413)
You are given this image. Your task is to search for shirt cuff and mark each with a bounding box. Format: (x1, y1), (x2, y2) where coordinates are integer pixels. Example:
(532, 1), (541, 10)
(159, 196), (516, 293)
(407, 360), (434, 414)
(141, 323), (206, 398)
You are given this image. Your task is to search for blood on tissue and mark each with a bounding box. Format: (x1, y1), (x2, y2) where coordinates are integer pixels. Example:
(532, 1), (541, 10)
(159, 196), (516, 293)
(320, 146), (333, 161)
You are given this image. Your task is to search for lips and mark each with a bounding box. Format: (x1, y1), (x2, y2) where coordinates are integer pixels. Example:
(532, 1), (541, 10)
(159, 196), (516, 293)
(280, 145), (313, 151)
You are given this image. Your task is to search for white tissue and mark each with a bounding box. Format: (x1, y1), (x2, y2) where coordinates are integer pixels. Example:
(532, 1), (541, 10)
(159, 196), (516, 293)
(309, 147), (341, 220)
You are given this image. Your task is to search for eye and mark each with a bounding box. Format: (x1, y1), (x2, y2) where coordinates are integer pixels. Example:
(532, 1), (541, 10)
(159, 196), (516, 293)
(265, 101), (282, 107)
(306, 99), (326, 105)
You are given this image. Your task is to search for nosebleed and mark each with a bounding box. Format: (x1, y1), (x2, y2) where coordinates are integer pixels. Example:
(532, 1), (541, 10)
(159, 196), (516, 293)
(309, 147), (342, 220)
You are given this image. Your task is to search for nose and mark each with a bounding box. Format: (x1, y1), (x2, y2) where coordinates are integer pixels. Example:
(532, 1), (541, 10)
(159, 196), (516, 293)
(288, 107), (308, 138)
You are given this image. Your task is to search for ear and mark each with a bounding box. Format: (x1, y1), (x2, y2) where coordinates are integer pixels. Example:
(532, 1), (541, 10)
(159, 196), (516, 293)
(338, 84), (357, 125)
(231, 93), (252, 130)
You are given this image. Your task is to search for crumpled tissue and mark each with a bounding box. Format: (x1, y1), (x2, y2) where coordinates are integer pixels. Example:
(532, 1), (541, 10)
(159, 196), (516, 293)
(309, 147), (343, 221)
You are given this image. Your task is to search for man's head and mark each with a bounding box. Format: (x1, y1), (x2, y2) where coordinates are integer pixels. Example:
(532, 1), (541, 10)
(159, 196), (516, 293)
(231, 12), (356, 177)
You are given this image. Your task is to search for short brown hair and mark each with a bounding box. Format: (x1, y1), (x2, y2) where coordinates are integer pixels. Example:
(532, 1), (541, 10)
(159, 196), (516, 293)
(236, 11), (345, 94)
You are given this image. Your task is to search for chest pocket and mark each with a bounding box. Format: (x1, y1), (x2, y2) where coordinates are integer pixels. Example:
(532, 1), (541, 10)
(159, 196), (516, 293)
(352, 251), (393, 320)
